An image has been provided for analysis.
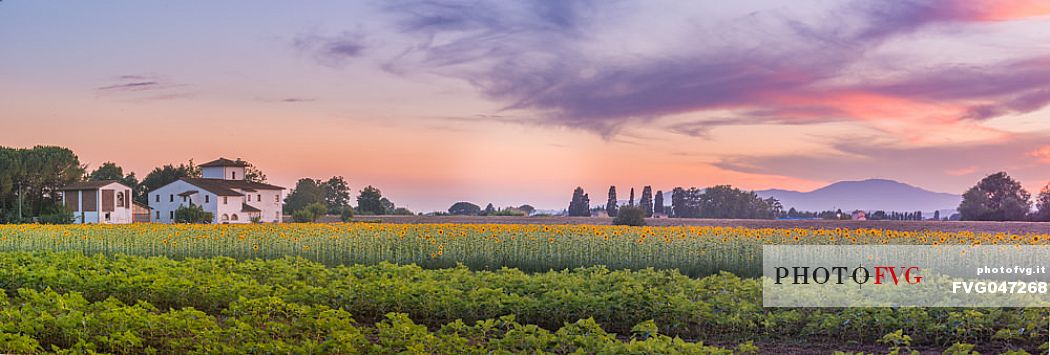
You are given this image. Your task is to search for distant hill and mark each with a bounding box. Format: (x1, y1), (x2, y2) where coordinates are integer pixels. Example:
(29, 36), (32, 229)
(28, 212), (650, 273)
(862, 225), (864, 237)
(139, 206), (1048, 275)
(755, 179), (961, 214)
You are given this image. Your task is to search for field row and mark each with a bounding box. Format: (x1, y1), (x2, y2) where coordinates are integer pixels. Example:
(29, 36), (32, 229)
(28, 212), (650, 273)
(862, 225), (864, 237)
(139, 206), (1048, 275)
(1, 223), (1046, 277)
(0, 252), (1044, 353)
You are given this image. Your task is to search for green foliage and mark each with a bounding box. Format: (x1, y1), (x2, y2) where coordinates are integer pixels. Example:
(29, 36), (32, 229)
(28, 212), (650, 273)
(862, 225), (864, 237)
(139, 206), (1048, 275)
(138, 161), (200, 204)
(284, 178), (324, 214)
(36, 203), (74, 223)
(234, 158), (267, 183)
(391, 207), (414, 215)
(174, 204), (213, 224)
(0, 145), (85, 223)
(321, 176), (351, 214)
(291, 210), (314, 223)
(670, 185), (782, 219)
(490, 208), (525, 216)
(639, 185), (654, 217)
(448, 201), (481, 215)
(606, 186), (618, 217)
(613, 205), (647, 226)
(304, 202), (328, 221)
(567, 186), (591, 217)
(0, 252), (1041, 353)
(340, 206), (355, 222)
(356, 185), (386, 215)
(960, 172), (1031, 221)
(1033, 184), (1050, 222)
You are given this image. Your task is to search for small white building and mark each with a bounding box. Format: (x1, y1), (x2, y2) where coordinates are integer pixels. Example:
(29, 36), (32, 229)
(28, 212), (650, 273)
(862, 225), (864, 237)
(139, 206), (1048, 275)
(148, 158), (285, 224)
(59, 180), (135, 224)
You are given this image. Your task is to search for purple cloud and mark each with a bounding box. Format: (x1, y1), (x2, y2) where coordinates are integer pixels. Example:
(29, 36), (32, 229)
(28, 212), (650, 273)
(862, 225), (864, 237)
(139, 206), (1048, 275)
(293, 32), (367, 67)
(377, 0), (1050, 136)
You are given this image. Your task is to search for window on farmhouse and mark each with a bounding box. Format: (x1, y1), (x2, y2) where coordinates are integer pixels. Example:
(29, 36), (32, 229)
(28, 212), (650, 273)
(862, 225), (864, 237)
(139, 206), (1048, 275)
(223, 196), (228, 204)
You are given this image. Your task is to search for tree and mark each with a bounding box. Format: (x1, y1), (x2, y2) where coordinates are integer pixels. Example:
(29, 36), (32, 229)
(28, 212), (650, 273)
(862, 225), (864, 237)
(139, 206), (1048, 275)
(88, 162), (139, 200)
(517, 204), (535, 216)
(628, 188), (635, 206)
(138, 161), (200, 204)
(234, 158), (267, 183)
(448, 202), (481, 215)
(305, 202), (328, 220)
(292, 202), (328, 222)
(933, 210), (941, 221)
(653, 190), (664, 215)
(174, 204), (213, 224)
(959, 172), (1031, 221)
(1033, 184), (1050, 222)
(87, 162), (124, 181)
(321, 176), (351, 214)
(670, 187), (702, 218)
(567, 187), (591, 217)
(639, 186), (653, 217)
(613, 205), (646, 226)
(483, 203), (496, 216)
(284, 178), (324, 214)
(356, 185), (386, 215)
(0, 146), (85, 222)
(605, 186), (618, 218)
(391, 207), (414, 215)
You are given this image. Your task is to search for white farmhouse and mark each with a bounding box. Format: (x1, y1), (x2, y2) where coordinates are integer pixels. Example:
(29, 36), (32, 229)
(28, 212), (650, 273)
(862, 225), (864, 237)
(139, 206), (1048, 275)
(148, 158), (285, 223)
(59, 180), (135, 224)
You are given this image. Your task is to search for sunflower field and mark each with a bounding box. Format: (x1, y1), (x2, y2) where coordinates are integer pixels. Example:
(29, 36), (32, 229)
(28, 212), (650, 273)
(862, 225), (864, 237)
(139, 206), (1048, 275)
(0, 223), (1046, 353)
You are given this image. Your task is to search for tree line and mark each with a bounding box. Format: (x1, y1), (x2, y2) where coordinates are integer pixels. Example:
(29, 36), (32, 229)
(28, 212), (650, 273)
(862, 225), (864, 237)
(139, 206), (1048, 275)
(958, 172), (1050, 222)
(568, 184), (783, 220)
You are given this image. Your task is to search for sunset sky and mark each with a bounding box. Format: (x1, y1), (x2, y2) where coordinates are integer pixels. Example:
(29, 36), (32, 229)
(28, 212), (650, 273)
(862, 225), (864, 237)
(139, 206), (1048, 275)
(2, 1), (1050, 212)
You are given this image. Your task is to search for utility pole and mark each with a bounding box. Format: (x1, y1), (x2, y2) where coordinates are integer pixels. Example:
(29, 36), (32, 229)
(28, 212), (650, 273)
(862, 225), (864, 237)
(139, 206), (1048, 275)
(17, 181), (23, 222)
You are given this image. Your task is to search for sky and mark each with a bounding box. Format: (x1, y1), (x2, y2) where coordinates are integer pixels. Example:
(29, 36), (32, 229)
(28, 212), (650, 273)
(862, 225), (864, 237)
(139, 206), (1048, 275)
(1, 0), (1050, 212)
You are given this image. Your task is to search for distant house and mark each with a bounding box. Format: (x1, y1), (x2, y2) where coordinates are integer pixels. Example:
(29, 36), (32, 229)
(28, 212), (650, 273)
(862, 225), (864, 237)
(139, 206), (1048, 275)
(851, 210), (867, 221)
(148, 158), (285, 224)
(132, 201), (152, 223)
(59, 180), (135, 224)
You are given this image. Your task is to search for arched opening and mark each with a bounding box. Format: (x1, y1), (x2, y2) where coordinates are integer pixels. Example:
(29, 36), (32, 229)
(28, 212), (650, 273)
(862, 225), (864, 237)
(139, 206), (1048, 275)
(221, 214), (229, 223)
(231, 214), (239, 221)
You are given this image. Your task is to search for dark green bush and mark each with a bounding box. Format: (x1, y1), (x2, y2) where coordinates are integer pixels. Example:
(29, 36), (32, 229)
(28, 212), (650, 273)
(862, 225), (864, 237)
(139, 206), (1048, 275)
(291, 210), (314, 223)
(340, 206), (355, 222)
(174, 204), (213, 224)
(613, 205), (647, 226)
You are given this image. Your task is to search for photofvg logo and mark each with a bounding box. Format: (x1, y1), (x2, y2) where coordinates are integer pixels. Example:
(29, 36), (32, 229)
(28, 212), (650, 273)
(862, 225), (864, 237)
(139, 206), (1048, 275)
(762, 245), (1050, 307)
(774, 265), (923, 286)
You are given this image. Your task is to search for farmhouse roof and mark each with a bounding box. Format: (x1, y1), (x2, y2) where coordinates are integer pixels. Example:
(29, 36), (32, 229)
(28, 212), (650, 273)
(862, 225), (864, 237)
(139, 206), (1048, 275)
(179, 178), (284, 196)
(58, 180), (128, 190)
(241, 203), (261, 213)
(199, 158), (248, 168)
(177, 190), (199, 197)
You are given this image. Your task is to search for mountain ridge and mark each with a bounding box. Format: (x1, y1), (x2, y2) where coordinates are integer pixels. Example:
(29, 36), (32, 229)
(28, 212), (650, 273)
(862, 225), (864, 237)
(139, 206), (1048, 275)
(755, 179), (961, 213)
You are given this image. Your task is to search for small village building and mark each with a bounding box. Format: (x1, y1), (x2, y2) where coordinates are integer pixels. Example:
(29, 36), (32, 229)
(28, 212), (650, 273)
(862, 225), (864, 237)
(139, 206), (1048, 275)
(148, 158), (285, 224)
(59, 180), (135, 224)
(132, 201), (152, 223)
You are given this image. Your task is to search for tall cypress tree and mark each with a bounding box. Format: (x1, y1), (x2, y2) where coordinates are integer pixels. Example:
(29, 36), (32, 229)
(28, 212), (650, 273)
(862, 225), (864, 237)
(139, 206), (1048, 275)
(629, 188), (635, 206)
(567, 187), (591, 217)
(606, 186), (618, 218)
(654, 190), (664, 215)
(639, 186), (653, 217)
